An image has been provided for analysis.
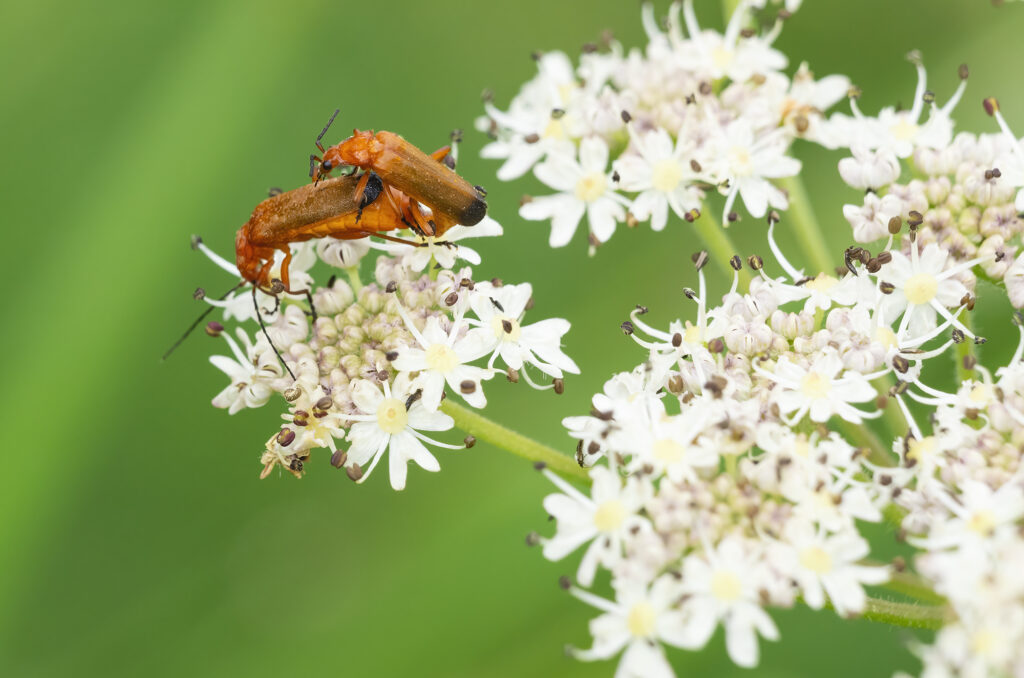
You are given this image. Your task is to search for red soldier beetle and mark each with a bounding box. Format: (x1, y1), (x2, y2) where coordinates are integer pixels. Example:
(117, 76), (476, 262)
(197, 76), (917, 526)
(310, 110), (488, 236)
(165, 171), (456, 378)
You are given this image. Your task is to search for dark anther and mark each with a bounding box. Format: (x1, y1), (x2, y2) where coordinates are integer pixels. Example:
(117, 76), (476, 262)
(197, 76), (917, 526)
(502, 319), (514, 334)
(289, 458), (304, 473)
(620, 110), (632, 123)
(507, 368), (519, 383)
(460, 380), (476, 394)
(730, 255), (742, 271)
(205, 321), (224, 337)
(983, 97), (999, 117)
(558, 575), (571, 590)
(699, 81), (712, 95)
(591, 408), (613, 421)
(553, 378), (565, 395)
(283, 386), (301, 402)
(190, 235), (203, 250)
(727, 211), (739, 223)
(690, 159), (702, 172)
(346, 463), (363, 481)
(958, 63), (969, 80)
(975, 336), (987, 345)
(277, 429), (296, 447)
(524, 133), (540, 144)
(879, 282), (895, 294)
(621, 321), (635, 335)
(708, 338), (725, 353)
(551, 108), (565, 119)
(315, 396), (333, 411)
(767, 210), (780, 224)
(907, 210), (923, 227)
(747, 254), (764, 271)
(635, 305), (648, 315)
(464, 435), (476, 449)
(963, 355), (978, 370)
(330, 449), (348, 468)
(385, 350), (399, 362)
(892, 355), (910, 373)
(193, 287), (206, 301)
(888, 216), (903, 234)
(692, 250), (710, 270)
(533, 461), (547, 471)
(525, 297), (535, 311)
(611, 170), (620, 183)
(683, 287), (697, 300)
(875, 395), (889, 410)
(876, 251), (893, 265)
(672, 333), (683, 347)
(445, 292), (459, 306)
(442, 154), (456, 170)
(952, 328), (965, 344)
(922, 90), (936, 105)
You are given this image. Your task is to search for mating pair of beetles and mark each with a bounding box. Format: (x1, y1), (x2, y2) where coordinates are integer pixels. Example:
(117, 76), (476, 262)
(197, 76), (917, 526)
(236, 110), (488, 296)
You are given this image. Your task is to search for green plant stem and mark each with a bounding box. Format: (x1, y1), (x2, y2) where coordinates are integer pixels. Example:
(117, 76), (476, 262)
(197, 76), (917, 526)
(344, 266), (363, 294)
(879, 571), (947, 606)
(857, 596), (949, 631)
(955, 313), (976, 385)
(837, 419), (892, 467)
(694, 207), (751, 288)
(778, 175), (834, 275)
(874, 375), (909, 440)
(441, 400), (590, 483)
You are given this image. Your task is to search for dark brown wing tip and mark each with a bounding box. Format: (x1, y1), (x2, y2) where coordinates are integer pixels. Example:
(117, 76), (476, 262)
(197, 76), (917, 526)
(459, 198), (488, 226)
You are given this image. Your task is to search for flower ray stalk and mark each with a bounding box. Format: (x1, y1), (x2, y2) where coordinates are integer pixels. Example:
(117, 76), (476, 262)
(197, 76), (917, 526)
(440, 400), (589, 483)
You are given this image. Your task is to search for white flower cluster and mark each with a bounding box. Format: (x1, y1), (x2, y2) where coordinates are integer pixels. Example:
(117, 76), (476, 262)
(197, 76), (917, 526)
(476, 0), (853, 248)
(532, 216), (1024, 674)
(887, 318), (1024, 678)
(835, 65), (1024, 307)
(197, 223), (578, 490)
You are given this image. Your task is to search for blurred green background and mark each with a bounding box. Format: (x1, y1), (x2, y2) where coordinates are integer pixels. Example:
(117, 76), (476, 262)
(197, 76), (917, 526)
(3, 0), (1023, 675)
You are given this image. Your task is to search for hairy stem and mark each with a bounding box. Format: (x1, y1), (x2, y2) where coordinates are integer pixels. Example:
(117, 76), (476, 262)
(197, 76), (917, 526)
(778, 175), (834, 276)
(858, 596), (949, 631)
(441, 400), (590, 483)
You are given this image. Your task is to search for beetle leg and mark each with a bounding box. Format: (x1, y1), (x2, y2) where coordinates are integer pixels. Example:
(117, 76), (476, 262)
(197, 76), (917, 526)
(352, 171), (371, 212)
(355, 230), (425, 247)
(407, 199), (437, 237)
(279, 248), (292, 291)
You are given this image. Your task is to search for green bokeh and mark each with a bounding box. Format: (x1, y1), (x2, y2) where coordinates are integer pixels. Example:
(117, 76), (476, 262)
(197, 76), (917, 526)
(3, 1), (1023, 675)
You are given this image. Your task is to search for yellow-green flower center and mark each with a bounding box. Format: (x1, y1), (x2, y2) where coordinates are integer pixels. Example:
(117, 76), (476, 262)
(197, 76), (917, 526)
(651, 158), (683, 192)
(906, 436), (936, 463)
(711, 571), (742, 602)
(800, 371), (830, 400)
(376, 398), (408, 435)
(729, 146), (753, 176)
(904, 273), (938, 305)
(967, 509), (996, 536)
(575, 172), (607, 202)
(652, 438), (686, 464)
(593, 499), (626, 532)
(805, 273), (838, 294)
(490, 314), (521, 341)
(425, 343), (458, 373)
(799, 546), (833, 574)
(890, 117), (919, 142)
(626, 601), (657, 637)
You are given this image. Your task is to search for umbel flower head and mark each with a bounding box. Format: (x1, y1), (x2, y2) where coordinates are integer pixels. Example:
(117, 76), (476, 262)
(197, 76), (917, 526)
(477, 0), (854, 247)
(474, 4), (1024, 675)
(195, 220), (578, 490)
